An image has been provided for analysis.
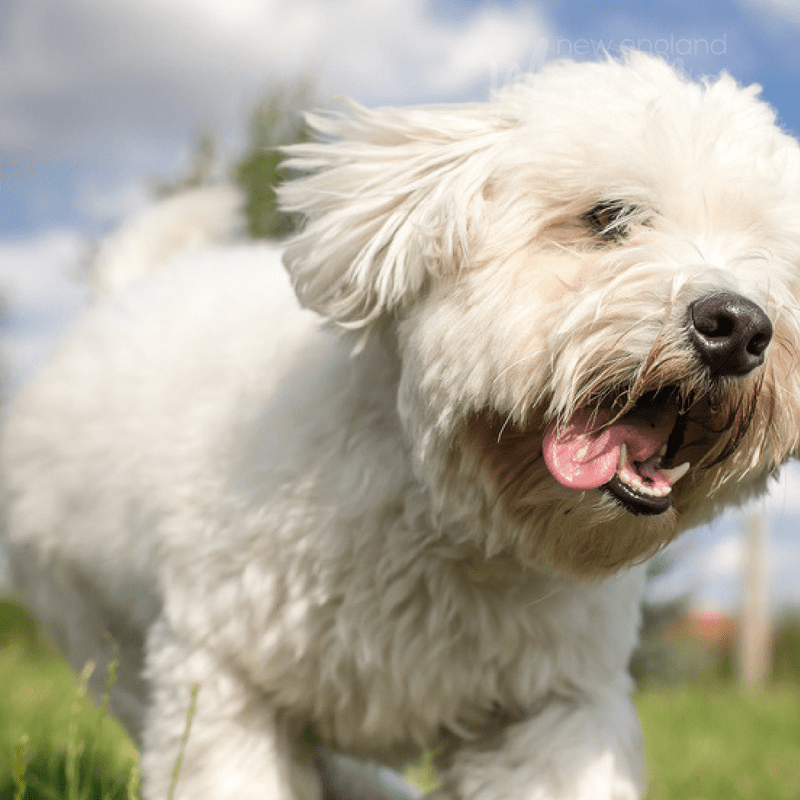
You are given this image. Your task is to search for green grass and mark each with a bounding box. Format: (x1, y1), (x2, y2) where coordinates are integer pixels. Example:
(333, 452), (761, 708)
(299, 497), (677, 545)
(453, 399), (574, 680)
(639, 684), (800, 800)
(0, 599), (139, 800)
(2, 597), (800, 799)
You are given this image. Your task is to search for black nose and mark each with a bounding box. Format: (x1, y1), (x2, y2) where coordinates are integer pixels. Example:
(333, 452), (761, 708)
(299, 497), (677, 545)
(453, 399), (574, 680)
(689, 291), (773, 377)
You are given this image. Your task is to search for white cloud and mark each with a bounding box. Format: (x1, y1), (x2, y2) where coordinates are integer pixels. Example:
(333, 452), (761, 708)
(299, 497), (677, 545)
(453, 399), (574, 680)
(761, 461), (800, 517)
(428, 6), (551, 96)
(703, 532), (745, 579)
(738, 0), (800, 25)
(646, 505), (800, 615)
(0, 0), (551, 162)
(314, 0), (550, 103)
(0, 231), (87, 588)
(77, 180), (152, 229)
(0, 232), (90, 393)
(0, 0), (550, 233)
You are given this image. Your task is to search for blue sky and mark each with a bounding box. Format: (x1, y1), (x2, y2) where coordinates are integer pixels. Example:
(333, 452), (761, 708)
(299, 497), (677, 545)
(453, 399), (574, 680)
(1, 0), (800, 611)
(3, 0), (800, 239)
(550, 0), (800, 131)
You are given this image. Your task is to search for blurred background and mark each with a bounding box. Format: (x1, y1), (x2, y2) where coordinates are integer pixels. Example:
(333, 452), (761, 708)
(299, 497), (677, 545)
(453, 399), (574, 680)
(1, 1), (799, 798)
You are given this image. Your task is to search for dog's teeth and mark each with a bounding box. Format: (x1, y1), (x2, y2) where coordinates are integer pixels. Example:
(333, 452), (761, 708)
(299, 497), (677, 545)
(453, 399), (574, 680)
(618, 468), (669, 498)
(663, 462), (690, 485)
(659, 444), (667, 458)
(617, 442), (628, 471)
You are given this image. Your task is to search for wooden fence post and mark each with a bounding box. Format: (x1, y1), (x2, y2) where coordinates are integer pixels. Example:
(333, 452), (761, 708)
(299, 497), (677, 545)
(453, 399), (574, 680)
(738, 511), (771, 690)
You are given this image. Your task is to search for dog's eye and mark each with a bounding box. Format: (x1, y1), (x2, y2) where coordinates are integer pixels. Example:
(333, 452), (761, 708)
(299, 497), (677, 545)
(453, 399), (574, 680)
(585, 201), (632, 242)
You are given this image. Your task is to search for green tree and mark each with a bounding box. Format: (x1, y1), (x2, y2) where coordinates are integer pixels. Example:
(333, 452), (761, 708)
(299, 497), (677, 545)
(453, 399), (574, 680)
(235, 84), (313, 240)
(771, 612), (800, 683)
(630, 554), (695, 687)
(154, 131), (222, 198)
(152, 82), (313, 241)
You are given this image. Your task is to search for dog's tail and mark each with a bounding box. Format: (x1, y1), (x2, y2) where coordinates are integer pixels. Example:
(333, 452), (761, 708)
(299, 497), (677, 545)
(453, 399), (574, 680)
(92, 185), (244, 298)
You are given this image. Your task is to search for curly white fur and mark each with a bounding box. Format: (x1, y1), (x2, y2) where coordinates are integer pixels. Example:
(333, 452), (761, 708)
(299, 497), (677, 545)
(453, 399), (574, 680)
(4, 53), (800, 800)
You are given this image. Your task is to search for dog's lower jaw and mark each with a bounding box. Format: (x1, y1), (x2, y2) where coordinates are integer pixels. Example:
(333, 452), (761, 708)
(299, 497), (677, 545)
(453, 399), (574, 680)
(434, 411), (680, 577)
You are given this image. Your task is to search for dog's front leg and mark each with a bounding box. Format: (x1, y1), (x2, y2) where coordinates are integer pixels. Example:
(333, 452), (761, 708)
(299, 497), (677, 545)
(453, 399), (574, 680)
(140, 619), (321, 800)
(429, 689), (645, 800)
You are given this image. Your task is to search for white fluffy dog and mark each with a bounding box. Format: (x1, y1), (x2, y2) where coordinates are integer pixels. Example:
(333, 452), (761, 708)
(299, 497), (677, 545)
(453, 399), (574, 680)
(4, 53), (800, 800)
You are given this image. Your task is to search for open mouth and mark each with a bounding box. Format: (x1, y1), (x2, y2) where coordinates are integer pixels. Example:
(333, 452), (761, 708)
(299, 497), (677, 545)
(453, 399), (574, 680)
(542, 392), (692, 516)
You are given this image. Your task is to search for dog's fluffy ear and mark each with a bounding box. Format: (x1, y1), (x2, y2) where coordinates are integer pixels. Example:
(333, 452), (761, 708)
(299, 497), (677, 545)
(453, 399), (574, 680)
(278, 102), (510, 328)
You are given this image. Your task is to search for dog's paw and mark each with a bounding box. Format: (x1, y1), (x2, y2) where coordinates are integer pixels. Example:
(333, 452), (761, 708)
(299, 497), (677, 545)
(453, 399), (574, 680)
(427, 695), (644, 800)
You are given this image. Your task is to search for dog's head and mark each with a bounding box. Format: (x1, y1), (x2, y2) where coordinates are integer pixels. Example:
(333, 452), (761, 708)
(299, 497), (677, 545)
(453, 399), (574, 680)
(280, 53), (800, 576)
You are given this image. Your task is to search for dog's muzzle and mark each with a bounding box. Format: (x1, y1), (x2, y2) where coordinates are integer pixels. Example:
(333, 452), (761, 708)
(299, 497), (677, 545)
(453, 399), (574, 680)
(543, 405), (684, 516)
(542, 291), (773, 516)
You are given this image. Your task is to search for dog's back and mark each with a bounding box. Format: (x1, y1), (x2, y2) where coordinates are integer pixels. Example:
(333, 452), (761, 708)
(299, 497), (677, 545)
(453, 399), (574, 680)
(1, 193), (303, 737)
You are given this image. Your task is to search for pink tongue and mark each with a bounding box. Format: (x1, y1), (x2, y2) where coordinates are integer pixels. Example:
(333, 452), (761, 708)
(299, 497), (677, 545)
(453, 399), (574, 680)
(543, 409), (663, 491)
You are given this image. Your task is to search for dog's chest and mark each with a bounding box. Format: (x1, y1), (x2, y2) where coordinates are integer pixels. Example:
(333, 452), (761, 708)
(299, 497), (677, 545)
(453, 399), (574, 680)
(193, 475), (645, 758)
(267, 555), (642, 758)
